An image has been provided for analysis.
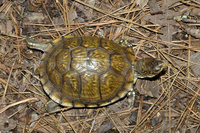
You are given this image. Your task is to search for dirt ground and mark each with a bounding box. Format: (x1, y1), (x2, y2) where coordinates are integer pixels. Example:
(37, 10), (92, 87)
(0, 0), (200, 133)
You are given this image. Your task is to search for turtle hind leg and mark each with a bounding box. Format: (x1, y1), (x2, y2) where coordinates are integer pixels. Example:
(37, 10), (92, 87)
(45, 100), (61, 113)
(26, 38), (49, 51)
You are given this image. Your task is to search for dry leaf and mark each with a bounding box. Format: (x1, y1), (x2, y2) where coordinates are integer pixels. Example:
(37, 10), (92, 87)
(189, 52), (200, 77)
(68, 9), (78, 24)
(190, 8), (200, 17)
(149, 0), (163, 14)
(135, 0), (149, 8)
(0, 115), (17, 132)
(136, 78), (162, 98)
(185, 28), (200, 39)
(25, 12), (48, 23)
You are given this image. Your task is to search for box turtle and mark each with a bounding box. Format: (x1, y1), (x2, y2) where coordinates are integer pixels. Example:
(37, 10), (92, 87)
(26, 36), (165, 108)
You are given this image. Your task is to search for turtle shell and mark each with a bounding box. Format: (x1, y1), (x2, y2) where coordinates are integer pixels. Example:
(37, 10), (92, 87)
(39, 36), (135, 107)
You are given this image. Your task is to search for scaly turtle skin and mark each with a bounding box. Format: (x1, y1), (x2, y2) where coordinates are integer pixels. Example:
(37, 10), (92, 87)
(26, 36), (165, 108)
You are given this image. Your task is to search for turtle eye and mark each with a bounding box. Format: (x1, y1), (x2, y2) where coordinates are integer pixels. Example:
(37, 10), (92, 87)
(153, 65), (163, 74)
(156, 65), (161, 70)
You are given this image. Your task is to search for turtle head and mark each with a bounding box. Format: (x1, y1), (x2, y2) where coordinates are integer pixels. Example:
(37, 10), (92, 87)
(134, 58), (166, 78)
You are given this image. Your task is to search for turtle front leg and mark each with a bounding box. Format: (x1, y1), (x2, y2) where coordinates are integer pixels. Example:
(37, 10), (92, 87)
(127, 88), (136, 108)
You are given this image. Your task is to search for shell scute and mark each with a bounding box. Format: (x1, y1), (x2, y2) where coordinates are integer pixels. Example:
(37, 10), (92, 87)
(81, 37), (100, 48)
(88, 48), (109, 73)
(62, 71), (80, 99)
(80, 71), (100, 101)
(100, 70), (124, 100)
(46, 56), (55, 74)
(71, 46), (87, 73)
(49, 70), (61, 88)
(101, 38), (124, 53)
(55, 49), (70, 74)
(63, 37), (80, 49)
(125, 68), (134, 83)
(111, 54), (131, 75)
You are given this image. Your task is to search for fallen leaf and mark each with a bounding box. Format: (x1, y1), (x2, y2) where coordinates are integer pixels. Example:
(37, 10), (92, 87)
(136, 78), (162, 98)
(0, 115), (17, 132)
(135, 0), (149, 8)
